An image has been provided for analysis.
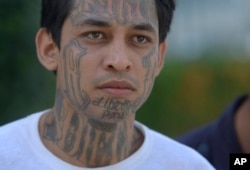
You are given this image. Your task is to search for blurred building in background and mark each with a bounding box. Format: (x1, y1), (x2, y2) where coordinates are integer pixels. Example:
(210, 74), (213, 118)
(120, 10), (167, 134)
(167, 0), (250, 59)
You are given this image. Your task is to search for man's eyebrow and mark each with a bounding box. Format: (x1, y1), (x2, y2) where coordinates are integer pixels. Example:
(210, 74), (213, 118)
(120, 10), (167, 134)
(131, 23), (156, 33)
(76, 19), (157, 33)
(77, 18), (111, 27)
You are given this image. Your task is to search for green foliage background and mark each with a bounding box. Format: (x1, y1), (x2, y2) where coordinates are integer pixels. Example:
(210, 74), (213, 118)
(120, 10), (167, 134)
(1, 1), (250, 137)
(137, 59), (250, 137)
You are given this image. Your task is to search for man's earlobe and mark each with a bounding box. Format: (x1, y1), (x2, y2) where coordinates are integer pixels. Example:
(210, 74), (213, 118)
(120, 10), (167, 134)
(35, 28), (58, 71)
(155, 41), (167, 76)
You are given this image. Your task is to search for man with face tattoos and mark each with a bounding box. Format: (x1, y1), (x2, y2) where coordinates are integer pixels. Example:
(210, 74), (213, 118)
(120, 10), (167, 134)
(0, 0), (214, 169)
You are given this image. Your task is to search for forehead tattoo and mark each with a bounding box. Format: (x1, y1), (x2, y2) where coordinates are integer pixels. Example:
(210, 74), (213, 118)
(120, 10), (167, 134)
(70, 0), (158, 27)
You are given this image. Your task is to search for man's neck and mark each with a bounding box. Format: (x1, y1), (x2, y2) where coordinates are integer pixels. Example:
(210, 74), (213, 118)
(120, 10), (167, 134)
(234, 96), (250, 153)
(38, 103), (144, 167)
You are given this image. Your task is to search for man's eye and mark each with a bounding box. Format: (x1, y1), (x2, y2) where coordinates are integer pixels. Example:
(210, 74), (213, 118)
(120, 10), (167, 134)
(134, 35), (149, 44)
(86, 32), (104, 40)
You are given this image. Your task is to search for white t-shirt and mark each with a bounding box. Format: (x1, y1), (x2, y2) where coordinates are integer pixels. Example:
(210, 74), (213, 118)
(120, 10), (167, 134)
(0, 110), (214, 170)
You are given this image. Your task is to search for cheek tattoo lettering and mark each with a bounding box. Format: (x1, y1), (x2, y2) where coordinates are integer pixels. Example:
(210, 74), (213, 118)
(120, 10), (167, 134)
(142, 48), (157, 84)
(63, 39), (91, 112)
(139, 48), (157, 105)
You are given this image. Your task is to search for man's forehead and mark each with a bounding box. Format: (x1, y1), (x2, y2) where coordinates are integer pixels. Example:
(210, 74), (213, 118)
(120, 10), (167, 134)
(70, 0), (158, 27)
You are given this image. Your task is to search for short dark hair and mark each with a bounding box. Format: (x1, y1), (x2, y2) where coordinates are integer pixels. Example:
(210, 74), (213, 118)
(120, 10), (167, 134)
(156, 0), (175, 42)
(40, 0), (71, 48)
(40, 0), (175, 48)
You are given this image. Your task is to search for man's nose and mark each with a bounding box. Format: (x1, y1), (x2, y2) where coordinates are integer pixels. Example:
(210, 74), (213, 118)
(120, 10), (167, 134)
(103, 39), (132, 72)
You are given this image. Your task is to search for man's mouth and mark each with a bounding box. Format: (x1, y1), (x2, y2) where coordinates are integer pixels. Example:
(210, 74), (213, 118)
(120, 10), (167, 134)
(98, 80), (136, 96)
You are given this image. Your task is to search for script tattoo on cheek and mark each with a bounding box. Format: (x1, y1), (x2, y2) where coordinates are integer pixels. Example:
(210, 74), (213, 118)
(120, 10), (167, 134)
(92, 97), (135, 120)
(63, 39), (91, 112)
(142, 48), (157, 80)
(140, 48), (157, 104)
(70, 0), (157, 27)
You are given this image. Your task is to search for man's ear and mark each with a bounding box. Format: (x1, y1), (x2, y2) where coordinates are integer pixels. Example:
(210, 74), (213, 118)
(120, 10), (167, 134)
(155, 41), (167, 76)
(35, 28), (58, 71)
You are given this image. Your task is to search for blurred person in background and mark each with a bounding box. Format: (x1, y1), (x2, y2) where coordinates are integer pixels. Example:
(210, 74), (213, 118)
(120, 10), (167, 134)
(0, 0), (215, 169)
(177, 94), (250, 170)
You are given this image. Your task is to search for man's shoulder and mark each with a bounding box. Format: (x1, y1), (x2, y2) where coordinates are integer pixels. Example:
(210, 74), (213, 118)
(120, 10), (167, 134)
(0, 112), (40, 146)
(138, 124), (215, 169)
(149, 128), (206, 156)
(1, 112), (38, 130)
(0, 115), (31, 162)
(0, 116), (28, 137)
(0, 111), (48, 150)
(0, 111), (48, 168)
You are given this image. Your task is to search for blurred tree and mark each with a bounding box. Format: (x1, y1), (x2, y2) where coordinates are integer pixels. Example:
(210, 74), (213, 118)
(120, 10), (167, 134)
(0, 0), (55, 125)
(137, 58), (250, 137)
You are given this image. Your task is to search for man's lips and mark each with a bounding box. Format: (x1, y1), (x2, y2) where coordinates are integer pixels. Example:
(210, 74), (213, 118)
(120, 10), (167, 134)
(98, 80), (136, 95)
